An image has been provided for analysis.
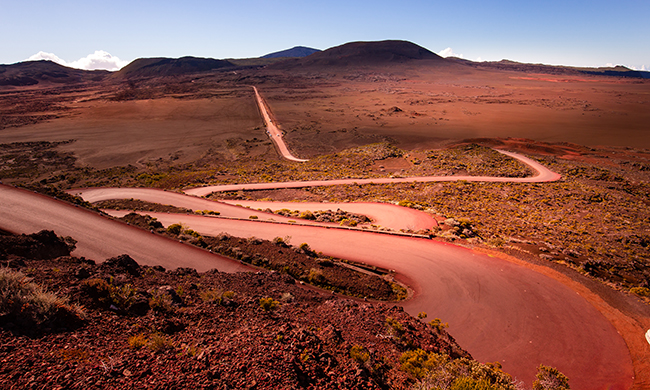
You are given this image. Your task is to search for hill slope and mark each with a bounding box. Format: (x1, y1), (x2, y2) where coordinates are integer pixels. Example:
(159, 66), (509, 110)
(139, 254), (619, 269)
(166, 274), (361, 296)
(271, 40), (449, 69)
(0, 60), (108, 87)
(115, 57), (235, 79)
(448, 58), (650, 79)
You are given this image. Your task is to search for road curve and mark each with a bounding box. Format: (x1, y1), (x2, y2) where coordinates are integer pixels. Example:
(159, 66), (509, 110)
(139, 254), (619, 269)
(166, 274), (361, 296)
(253, 86), (308, 162)
(99, 209), (633, 390)
(183, 149), (561, 197)
(65, 151), (635, 388)
(0, 185), (248, 273)
(2, 152), (635, 388)
(70, 187), (437, 232)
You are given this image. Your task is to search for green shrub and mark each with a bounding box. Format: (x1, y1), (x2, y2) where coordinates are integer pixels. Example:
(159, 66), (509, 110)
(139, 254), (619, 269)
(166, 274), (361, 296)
(149, 290), (174, 312)
(200, 289), (235, 305)
(450, 376), (495, 390)
(109, 284), (136, 311)
(401, 350), (518, 389)
(273, 236), (291, 246)
(386, 317), (405, 336)
(349, 345), (370, 364)
(307, 268), (325, 284)
(630, 287), (650, 297)
(533, 365), (570, 390)
(430, 318), (449, 331)
(83, 278), (138, 312)
(167, 223), (183, 235)
(147, 333), (174, 353)
(128, 333), (148, 349)
(259, 297), (280, 312)
(184, 229), (201, 238)
(298, 211), (315, 220)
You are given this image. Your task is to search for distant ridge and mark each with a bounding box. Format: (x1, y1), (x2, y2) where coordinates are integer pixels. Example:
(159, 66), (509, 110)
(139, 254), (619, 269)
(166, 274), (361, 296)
(116, 57), (235, 79)
(270, 40), (447, 69)
(0, 60), (108, 87)
(448, 58), (650, 79)
(262, 46), (320, 59)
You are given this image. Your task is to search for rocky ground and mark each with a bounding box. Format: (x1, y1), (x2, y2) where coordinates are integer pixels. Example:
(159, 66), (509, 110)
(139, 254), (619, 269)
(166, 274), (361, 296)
(114, 212), (405, 301)
(0, 230), (484, 389)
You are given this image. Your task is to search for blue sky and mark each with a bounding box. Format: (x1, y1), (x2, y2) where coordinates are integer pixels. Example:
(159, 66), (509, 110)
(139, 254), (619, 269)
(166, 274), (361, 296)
(1, 0), (648, 70)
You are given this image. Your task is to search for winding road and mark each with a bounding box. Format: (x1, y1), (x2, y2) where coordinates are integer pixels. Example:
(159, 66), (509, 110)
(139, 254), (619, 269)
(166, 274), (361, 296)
(0, 87), (639, 389)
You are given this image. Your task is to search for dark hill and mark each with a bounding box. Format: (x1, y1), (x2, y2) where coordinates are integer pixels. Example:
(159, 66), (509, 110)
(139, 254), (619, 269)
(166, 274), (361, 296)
(262, 46), (321, 59)
(0, 60), (108, 87)
(272, 40), (446, 69)
(448, 58), (650, 79)
(115, 57), (235, 79)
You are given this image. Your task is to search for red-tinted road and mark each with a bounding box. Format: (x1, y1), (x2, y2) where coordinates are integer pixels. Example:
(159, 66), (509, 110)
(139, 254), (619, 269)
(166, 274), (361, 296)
(100, 210), (633, 389)
(0, 185), (248, 273)
(253, 86), (307, 162)
(183, 149), (561, 197)
(70, 187), (437, 232)
(1, 151), (635, 389)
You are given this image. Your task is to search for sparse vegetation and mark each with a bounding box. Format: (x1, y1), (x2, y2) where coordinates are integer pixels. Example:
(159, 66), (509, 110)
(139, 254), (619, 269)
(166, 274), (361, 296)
(533, 365), (570, 390)
(350, 344), (370, 364)
(0, 268), (85, 331)
(400, 349), (519, 389)
(259, 297), (280, 312)
(430, 318), (449, 332)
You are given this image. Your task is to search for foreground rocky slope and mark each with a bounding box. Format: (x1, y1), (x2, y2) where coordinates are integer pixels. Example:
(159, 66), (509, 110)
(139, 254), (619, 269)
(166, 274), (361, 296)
(0, 230), (492, 389)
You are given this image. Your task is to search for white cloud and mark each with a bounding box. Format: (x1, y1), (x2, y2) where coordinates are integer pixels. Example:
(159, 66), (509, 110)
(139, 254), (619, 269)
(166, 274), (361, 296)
(438, 47), (463, 58)
(27, 51), (66, 64)
(25, 50), (128, 71)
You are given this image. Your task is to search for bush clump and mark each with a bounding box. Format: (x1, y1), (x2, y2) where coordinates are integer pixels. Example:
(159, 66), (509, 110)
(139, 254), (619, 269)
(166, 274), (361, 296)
(259, 297), (280, 312)
(401, 350), (518, 389)
(0, 269), (85, 332)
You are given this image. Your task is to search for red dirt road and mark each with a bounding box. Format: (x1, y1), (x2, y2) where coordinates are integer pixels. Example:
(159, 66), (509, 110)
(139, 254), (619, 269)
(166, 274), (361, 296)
(101, 210), (634, 389)
(183, 149), (561, 197)
(253, 86), (307, 162)
(70, 187), (437, 232)
(0, 151), (637, 389)
(0, 185), (248, 273)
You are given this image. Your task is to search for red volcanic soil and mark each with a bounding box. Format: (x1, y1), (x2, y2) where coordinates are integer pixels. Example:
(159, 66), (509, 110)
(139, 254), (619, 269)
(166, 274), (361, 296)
(0, 231), (468, 389)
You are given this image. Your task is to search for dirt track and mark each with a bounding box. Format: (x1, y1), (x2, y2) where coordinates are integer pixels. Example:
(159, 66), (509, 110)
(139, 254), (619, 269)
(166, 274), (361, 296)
(0, 151), (643, 388)
(62, 152), (635, 389)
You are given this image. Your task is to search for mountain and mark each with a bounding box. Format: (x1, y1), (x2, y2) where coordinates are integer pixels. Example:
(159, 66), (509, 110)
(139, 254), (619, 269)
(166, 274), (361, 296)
(115, 57), (235, 79)
(0, 60), (108, 87)
(261, 46), (321, 59)
(271, 40), (446, 69)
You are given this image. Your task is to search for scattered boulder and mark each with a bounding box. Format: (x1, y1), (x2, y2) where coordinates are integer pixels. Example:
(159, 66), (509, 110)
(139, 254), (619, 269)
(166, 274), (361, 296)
(100, 254), (141, 277)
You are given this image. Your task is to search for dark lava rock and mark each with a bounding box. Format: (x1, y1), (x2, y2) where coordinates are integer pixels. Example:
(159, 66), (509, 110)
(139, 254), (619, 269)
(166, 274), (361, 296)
(100, 254), (141, 276)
